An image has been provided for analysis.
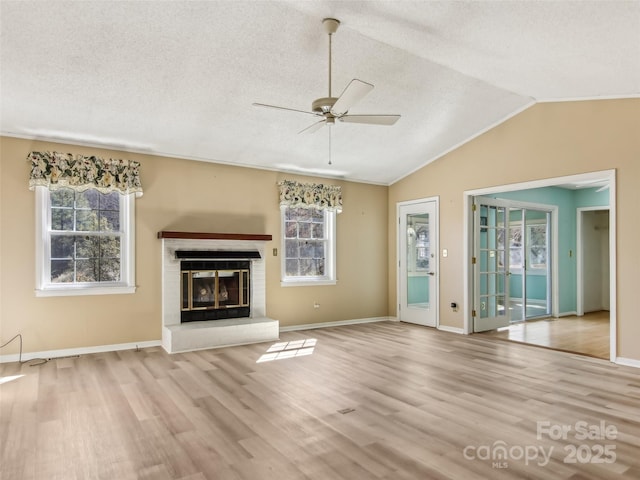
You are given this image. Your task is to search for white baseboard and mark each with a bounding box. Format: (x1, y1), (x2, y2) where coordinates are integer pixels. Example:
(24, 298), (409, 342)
(558, 311), (578, 317)
(279, 316), (392, 332)
(437, 325), (465, 334)
(0, 340), (162, 364)
(615, 357), (640, 369)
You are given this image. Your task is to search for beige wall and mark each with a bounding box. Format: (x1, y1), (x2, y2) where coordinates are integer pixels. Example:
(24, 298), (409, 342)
(388, 99), (640, 361)
(0, 137), (389, 354)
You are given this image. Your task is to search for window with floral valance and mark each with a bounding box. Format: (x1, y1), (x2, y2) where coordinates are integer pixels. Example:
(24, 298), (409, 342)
(28, 151), (141, 296)
(278, 180), (341, 286)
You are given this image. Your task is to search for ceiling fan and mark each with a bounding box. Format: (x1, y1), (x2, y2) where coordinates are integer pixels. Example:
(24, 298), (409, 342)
(253, 18), (401, 140)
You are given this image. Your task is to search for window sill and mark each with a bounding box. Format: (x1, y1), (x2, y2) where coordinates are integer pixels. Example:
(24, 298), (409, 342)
(281, 279), (337, 287)
(35, 285), (136, 297)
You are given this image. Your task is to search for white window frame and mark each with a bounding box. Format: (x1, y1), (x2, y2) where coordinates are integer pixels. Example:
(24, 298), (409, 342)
(280, 205), (336, 286)
(35, 186), (136, 296)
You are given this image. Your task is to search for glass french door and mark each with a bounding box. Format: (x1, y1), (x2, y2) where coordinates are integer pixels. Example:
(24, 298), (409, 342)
(398, 200), (438, 327)
(473, 197), (510, 332)
(508, 208), (551, 321)
(474, 197), (553, 331)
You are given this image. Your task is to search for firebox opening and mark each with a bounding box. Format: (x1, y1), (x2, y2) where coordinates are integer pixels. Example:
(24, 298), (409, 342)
(180, 257), (251, 322)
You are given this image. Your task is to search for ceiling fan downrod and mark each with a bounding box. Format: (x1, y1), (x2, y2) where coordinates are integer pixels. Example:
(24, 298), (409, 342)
(323, 18), (340, 100)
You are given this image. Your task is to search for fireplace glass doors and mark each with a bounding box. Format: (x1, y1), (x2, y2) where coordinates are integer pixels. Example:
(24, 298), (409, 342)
(180, 260), (250, 322)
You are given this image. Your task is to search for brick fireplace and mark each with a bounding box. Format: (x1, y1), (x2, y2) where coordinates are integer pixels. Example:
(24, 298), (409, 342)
(159, 231), (279, 353)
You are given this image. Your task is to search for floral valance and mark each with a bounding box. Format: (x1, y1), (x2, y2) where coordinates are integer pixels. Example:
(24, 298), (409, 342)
(278, 180), (342, 213)
(27, 151), (143, 196)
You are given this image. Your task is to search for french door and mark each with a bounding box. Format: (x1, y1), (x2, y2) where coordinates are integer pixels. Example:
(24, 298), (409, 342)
(473, 197), (510, 332)
(508, 207), (552, 321)
(473, 196), (553, 332)
(398, 199), (438, 327)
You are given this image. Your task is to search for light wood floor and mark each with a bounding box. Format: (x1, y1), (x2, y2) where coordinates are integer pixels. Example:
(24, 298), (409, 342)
(482, 311), (610, 359)
(1, 321), (638, 479)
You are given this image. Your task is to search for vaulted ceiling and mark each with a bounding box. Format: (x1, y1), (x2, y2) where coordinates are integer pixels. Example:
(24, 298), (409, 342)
(2, 1), (638, 185)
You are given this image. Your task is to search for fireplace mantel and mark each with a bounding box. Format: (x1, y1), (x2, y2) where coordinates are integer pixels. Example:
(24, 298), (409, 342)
(158, 231), (272, 241)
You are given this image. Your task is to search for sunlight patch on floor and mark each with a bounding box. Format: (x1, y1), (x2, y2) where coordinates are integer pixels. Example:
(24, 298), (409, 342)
(257, 338), (317, 363)
(0, 374), (25, 385)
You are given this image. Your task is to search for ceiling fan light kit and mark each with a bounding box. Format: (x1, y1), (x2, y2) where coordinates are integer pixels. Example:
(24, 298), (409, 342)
(253, 17), (401, 164)
(312, 97), (337, 114)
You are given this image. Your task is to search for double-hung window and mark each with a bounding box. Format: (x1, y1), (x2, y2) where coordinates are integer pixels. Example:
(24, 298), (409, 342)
(35, 187), (136, 296)
(281, 206), (336, 285)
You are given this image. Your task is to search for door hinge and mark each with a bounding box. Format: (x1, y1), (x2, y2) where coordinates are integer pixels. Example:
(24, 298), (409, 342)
(472, 257), (476, 264)
(472, 204), (477, 211)
(472, 309), (477, 317)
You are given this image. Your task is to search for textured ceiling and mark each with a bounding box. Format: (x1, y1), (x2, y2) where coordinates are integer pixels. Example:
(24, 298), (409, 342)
(1, 1), (639, 185)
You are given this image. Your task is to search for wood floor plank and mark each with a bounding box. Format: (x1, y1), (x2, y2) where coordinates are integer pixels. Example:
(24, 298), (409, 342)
(1, 321), (639, 479)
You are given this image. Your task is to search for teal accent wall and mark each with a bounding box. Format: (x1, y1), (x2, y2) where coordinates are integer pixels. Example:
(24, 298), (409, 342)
(508, 274), (547, 300)
(490, 186), (609, 314)
(575, 187), (610, 208)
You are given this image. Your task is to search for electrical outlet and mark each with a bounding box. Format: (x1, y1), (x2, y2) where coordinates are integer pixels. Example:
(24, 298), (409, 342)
(313, 302), (320, 309)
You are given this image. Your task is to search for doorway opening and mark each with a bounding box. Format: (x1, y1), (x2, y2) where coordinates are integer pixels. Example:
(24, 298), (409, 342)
(577, 208), (610, 316)
(464, 170), (615, 361)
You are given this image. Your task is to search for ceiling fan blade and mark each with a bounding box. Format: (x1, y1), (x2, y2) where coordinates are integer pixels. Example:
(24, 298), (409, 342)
(339, 114), (401, 126)
(331, 79), (374, 116)
(298, 119), (327, 134)
(252, 103), (320, 116)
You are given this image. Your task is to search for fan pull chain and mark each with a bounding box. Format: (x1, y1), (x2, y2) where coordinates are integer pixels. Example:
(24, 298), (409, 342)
(328, 124), (332, 165)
